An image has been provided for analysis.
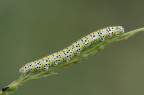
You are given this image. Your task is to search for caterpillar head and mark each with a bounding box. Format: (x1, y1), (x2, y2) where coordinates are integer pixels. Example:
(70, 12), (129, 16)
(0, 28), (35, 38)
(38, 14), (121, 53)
(19, 67), (25, 74)
(19, 64), (29, 74)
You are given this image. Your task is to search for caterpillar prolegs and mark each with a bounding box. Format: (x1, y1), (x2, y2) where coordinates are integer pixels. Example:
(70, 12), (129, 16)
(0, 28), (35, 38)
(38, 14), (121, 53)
(19, 26), (124, 74)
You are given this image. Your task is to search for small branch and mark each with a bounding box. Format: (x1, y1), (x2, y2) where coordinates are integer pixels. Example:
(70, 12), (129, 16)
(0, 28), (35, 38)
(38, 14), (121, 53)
(0, 27), (144, 95)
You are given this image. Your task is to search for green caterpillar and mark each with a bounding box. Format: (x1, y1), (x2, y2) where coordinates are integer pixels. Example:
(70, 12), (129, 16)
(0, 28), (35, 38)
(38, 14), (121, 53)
(19, 26), (124, 74)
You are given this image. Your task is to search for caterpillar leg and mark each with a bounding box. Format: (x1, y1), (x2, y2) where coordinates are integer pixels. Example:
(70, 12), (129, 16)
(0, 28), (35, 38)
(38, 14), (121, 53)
(43, 66), (49, 71)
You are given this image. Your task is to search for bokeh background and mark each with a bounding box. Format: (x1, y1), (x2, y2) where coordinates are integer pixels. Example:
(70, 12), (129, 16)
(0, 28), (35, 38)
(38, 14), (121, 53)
(0, 0), (144, 95)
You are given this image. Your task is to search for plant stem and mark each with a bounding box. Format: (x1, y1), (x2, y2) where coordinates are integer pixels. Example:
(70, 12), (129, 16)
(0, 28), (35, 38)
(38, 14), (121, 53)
(0, 27), (144, 95)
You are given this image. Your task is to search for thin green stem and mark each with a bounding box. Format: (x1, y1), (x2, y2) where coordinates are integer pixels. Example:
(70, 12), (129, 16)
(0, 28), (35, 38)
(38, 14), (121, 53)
(0, 27), (144, 95)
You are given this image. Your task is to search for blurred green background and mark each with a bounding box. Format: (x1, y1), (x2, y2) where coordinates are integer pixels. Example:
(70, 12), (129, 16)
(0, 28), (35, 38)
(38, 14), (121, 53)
(0, 0), (144, 95)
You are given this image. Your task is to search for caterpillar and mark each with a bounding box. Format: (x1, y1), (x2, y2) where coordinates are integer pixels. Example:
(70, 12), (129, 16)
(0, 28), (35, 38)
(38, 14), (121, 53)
(19, 26), (124, 74)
